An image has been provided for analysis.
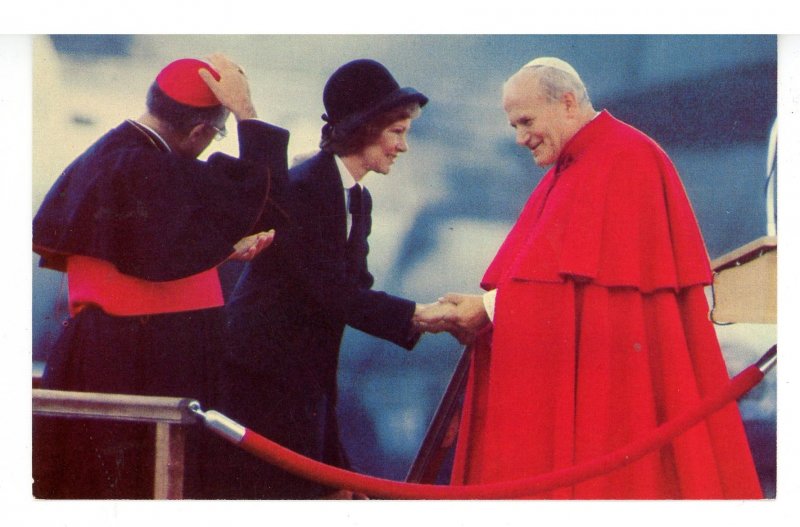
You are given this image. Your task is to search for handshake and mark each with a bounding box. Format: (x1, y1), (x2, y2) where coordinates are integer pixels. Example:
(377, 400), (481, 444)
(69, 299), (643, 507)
(412, 293), (491, 345)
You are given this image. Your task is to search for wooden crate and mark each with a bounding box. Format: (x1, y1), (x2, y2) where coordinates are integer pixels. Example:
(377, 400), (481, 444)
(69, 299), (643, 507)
(710, 236), (777, 324)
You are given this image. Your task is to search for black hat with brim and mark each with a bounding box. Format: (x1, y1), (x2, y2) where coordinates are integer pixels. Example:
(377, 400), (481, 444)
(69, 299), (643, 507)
(322, 59), (428, 134)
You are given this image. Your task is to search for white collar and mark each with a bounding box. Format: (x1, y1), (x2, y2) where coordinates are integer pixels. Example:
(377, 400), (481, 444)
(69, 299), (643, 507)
(334, 155), (361, 191)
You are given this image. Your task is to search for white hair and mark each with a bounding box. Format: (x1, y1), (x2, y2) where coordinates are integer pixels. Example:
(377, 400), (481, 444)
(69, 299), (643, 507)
(518, 56), (590, 106)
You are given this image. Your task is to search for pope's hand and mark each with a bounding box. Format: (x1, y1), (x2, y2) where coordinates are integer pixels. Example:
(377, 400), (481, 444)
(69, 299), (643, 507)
(438, 292), (491, 343)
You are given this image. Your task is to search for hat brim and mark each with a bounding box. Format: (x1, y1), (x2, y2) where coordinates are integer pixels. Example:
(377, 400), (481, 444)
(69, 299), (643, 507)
(334, 87), (429, 134)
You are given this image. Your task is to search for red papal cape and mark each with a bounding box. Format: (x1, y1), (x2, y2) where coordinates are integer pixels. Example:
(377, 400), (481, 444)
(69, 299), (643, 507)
(450, 111), (763, 499)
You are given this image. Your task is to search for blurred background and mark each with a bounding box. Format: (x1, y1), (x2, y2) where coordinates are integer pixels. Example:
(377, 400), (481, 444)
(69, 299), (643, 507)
(31, 34), (777, 497)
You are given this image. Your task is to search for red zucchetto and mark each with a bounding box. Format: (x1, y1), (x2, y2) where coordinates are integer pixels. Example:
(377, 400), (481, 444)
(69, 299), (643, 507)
(155, 58), (221, 107)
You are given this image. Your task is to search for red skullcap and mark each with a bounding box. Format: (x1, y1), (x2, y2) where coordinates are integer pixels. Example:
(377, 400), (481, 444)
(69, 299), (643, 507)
(156, 58), (221, 107)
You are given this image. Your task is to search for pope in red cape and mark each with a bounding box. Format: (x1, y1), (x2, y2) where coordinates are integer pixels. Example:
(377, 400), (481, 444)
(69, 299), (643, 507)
(433, 57), (763, 498)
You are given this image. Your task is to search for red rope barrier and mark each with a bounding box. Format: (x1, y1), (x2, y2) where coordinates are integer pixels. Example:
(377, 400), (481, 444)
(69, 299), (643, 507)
(225, 363), (765, 499)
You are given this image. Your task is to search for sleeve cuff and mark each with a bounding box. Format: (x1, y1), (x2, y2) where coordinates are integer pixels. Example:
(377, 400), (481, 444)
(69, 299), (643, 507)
(483, 289), (497, 323)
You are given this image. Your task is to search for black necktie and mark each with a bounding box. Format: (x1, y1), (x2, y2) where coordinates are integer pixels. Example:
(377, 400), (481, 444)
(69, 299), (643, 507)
(348, 185), (362, 216)
(347, 185), (364, 241)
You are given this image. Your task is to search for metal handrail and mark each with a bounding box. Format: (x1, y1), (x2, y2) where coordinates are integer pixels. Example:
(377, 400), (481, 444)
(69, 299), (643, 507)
(406, 346), (471, 483)
(32, 388), (199, 499)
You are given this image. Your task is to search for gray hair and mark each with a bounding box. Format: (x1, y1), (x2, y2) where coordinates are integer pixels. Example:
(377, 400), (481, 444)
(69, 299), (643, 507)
(519, 57), (591, 106)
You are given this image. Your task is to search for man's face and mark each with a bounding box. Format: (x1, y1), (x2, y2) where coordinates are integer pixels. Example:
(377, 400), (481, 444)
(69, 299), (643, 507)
(503, 73), (572, 167)
(358, 117), (413, 175)
(181, 110), (230, 159)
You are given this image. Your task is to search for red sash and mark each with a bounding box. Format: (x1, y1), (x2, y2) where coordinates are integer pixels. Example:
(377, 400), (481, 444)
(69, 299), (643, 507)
(66, 255), (224, 317)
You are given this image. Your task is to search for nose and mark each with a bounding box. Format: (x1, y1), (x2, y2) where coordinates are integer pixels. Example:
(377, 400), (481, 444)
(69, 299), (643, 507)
(515, 127), (529, 147)
(396, 135), (408, 153)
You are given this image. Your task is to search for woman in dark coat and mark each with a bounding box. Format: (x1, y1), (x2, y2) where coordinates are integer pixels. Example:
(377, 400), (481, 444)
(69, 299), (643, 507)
(214, 59), (430, 499)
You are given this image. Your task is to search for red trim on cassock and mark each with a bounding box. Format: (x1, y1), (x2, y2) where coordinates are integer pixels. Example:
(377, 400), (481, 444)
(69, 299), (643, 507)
(66, 255), (224, 317)
(451, 111), (762, 499)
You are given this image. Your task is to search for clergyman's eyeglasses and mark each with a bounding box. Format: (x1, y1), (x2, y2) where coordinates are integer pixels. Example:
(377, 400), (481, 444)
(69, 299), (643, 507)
(211, 125), (227, 141)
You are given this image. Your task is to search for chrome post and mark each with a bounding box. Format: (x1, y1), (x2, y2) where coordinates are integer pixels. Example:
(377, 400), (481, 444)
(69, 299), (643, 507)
(755, 345), (778, 375)
(188, 402), (246, 443)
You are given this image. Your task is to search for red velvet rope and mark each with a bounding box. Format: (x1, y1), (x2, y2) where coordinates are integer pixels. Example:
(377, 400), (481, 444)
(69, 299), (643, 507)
(235, 364), (765, 499)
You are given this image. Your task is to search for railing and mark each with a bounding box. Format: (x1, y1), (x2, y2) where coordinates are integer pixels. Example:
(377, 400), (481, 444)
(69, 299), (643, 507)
(198, 345), (775, 499)
(32, 389), (199, 499)
(33, 344), (776, 499)
(406, 345), (471, 483)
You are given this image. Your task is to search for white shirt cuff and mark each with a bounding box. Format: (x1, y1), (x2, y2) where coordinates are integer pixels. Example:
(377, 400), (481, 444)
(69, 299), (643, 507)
(482, 289), (497, 323)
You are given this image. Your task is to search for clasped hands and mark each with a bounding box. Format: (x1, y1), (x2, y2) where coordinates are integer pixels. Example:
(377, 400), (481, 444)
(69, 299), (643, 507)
(413, 293), (490, 345)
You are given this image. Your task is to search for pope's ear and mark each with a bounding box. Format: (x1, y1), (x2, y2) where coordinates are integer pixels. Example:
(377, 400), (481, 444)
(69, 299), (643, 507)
(561, 91), (579, 113)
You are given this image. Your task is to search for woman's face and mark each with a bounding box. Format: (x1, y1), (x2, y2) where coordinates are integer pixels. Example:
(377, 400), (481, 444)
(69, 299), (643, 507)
(355, 117), (413, 176)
